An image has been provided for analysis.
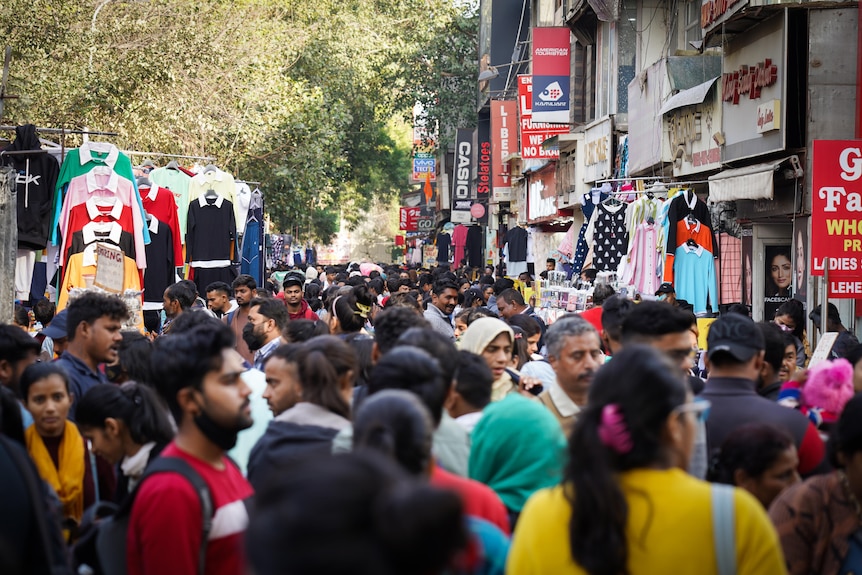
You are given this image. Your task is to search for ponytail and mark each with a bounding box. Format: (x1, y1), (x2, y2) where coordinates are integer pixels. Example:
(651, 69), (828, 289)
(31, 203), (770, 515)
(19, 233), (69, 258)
(296, 336), (357, 419)
(566, 345), (686, 575)
(76, 382), (174, 446)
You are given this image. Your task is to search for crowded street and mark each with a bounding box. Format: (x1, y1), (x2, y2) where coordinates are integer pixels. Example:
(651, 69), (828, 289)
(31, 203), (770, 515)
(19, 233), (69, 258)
(1, 0), (861, 574)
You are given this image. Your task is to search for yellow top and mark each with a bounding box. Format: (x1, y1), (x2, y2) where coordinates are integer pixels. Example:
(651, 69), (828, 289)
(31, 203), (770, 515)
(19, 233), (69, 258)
(506, 467), (786, 575)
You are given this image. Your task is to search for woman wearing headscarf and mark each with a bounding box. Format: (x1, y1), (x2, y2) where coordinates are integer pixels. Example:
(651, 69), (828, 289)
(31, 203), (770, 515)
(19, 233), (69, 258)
(459, 317), (521, 402)
(469, 393), (566, 529)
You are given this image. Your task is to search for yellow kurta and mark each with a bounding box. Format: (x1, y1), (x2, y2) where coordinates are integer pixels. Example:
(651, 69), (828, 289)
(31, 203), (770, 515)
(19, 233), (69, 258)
(507, 468), (787, 575)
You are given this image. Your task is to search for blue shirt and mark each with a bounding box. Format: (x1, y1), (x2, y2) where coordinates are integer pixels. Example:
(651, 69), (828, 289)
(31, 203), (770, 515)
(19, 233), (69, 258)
(54, 351), (107, 421)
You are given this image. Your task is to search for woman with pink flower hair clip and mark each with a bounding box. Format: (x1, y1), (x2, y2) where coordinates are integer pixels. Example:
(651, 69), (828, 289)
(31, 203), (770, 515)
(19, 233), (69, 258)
(507, 345), (786, 575)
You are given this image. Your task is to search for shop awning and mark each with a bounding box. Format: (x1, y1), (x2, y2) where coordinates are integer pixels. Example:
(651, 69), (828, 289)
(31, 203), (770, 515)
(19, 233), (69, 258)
(659, 77), (719, 115)
(707, 156), (801, 203)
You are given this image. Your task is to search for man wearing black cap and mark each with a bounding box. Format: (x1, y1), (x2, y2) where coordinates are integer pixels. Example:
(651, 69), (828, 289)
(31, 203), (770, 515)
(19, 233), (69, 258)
(810, 303), (860, 360)
(655, 282), (693, 312)
(282, 271), (318, 321)
(701, 313), (824, 476)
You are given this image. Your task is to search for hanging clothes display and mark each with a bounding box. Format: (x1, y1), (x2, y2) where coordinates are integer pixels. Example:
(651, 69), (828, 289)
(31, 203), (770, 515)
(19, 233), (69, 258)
(139, 182), (183, 267)
(466, 225), (483, 268)
(504, 226), (528, 277)
(1, 125), (60, 301)
(52, 142), (151, 246)
(57, 171), (147, 269)
(452, 224), (468, 267)
(52, 144), (148, 310)
(571, 187), (609, 275)
(142, 217), (176, 311)
(585, 200), (628, 273)
(673, 243), (719, 314)
(436, 231), (451, 264)
(623, 221), (662, 295)
(186, 194), (237, 295)
(187, 165), (243, 229)
(663, 189), (718, 282)
(240, 189), (264, 285)
(150, 163), (192, 239)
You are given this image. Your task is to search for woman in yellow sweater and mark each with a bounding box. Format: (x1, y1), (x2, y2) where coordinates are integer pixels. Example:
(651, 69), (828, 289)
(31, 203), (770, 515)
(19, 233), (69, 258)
(507, 345), (786, 575)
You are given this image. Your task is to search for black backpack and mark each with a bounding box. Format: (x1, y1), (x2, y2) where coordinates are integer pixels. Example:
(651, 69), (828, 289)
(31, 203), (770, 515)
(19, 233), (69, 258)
(89, 456), (214, 575)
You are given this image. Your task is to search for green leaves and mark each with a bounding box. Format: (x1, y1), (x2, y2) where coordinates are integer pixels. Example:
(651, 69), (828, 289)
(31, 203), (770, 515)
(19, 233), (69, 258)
(2, 0), (476, 242)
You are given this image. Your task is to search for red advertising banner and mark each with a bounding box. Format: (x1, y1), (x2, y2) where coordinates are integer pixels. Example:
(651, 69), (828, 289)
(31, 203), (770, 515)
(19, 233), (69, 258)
(399, 207), (419, 231)
(517, 75), (569, 159)
(491, 100), (518, 198)
(810, 140), (862, 289)
(531, 27), (571, 124)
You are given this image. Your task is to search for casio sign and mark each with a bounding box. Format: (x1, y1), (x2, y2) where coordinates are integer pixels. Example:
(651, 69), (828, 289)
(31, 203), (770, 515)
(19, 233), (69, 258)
(454, 140), (472, 200)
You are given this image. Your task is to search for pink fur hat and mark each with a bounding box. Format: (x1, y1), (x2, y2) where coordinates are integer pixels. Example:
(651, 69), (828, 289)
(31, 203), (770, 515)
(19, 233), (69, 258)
(802, 358), (855, 415)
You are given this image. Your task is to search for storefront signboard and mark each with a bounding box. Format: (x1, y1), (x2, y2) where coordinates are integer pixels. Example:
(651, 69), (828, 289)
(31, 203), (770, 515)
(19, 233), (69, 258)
(583, 116), (613, 183)
(721, 12), (786, 162)
(665, 89), (723, 177)
(531, 27), (571, 124)
(517, 75), (569, 159)
(491, 100), (517, 203)
(811, 140), (862, 290)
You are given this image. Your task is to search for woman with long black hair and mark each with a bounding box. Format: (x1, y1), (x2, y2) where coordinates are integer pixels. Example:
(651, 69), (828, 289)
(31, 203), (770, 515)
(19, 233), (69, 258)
(75, 382), (174, 502)
(507, 345), (785, 575)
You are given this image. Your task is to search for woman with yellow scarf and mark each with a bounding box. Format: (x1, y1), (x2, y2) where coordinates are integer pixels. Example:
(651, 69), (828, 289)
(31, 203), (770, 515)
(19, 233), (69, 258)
(21, 363), (114, 537)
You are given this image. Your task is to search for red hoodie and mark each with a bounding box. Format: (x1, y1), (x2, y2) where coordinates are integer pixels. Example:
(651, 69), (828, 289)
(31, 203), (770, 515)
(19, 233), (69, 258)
(287, 298), (319, 321)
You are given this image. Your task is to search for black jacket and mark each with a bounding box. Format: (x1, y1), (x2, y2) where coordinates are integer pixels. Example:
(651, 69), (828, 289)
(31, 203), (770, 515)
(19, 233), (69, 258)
(1, 125), (60, 249)
(247, 420), (339, 491)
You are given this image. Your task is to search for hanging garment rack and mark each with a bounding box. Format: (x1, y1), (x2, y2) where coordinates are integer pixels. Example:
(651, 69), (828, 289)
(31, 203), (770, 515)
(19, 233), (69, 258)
(123, 150), (216, 162)
(237, 180), (261, 186)
(0, 125), (119, 137)
(595, 176), (712, 187)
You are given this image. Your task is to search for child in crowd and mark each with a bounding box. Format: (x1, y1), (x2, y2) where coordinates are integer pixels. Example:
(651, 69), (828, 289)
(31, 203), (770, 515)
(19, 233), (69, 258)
(778, 358), (854, 431)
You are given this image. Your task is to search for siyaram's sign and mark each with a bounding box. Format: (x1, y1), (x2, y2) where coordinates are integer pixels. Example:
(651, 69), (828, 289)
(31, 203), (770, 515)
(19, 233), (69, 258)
(701, 0), (746, 31)
(722, 59), (778, 105)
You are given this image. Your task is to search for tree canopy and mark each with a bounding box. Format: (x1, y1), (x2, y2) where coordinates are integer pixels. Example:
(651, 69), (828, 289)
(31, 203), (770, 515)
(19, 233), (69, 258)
(1, 0), (478, 243)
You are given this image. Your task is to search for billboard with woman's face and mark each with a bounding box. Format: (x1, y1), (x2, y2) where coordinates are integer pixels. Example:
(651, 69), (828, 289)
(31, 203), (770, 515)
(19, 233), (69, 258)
(764, 244), (792, 320)
(793, 218), (808, 303)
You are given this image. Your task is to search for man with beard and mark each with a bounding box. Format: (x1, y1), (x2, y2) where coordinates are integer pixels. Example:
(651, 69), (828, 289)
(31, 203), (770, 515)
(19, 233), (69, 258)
(243, 298), (288, 370)
(161, 282), (195, 335)
(129, 322), (253, 575)
(226, 275), (257, 366)
(55, 292), (126, 420)
(281, 271), (318, 321)
(539, 315), (603, 435)
(423, 279), (459, 339)
(205, 281), (235, 318)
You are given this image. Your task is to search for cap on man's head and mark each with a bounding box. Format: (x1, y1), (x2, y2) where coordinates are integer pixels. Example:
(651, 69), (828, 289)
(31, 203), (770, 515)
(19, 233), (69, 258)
(40, 309), (68, 340)
(655, 282), (675, 296)
(282, 271), (305, 288)
(707, 313), (765, 362)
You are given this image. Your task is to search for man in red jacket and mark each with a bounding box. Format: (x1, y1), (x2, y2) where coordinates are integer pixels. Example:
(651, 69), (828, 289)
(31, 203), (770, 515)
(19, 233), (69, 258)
(281, 272), (318, 321)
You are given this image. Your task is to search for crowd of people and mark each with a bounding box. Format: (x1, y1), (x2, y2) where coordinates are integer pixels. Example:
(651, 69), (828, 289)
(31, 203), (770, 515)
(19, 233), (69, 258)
(2, 259), (862, 575)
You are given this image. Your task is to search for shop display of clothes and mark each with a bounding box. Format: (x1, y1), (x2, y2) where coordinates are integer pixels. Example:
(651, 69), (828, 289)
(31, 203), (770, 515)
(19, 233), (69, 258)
(504, 225), (528, 277)
(663, 189), (718, 282)
(52, 144), (149, 310)
(142, 217), (176, 311)
(572, 187), (609, 275)
(452, 224), (468, 267)
(139, 182), (183, 267)
(672, 243), (719, 314)
(1, 125), (60, 300)
(186, 194), (237, 295)
(623, 221), (662, 295)
(436, 231), (451, 264)
(188, 165), (244, 229)
(466, 225), (483, 268)
(584, 200), (628, 273)
(150, 163), (192, 238)
(240, 189), (264, 285)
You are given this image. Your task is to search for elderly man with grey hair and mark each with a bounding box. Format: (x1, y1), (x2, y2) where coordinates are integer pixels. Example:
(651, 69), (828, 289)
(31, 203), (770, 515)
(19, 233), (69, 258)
(536, 314), (603, 434)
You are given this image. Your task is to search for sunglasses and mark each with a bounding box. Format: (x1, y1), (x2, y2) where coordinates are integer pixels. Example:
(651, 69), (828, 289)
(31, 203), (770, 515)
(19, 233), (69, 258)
(674, 398), (711, 423)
